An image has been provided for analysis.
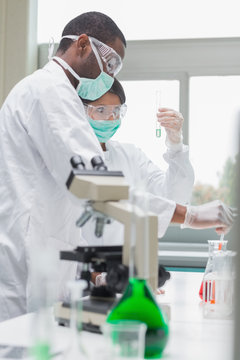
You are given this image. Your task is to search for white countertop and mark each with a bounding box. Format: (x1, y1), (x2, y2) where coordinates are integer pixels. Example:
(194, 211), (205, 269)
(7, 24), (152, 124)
(158, 271), (234, 359)
(0, 271), (234, 360)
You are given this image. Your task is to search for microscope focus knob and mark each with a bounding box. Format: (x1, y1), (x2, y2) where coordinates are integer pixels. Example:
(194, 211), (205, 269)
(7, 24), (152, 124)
(91, 156), (107, 171)
(158, 265), (171, 288)
(106, 264), (129, 293)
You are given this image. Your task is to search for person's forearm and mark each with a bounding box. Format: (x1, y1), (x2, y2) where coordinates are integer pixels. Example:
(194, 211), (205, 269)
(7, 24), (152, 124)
(171, 203), (187, 224)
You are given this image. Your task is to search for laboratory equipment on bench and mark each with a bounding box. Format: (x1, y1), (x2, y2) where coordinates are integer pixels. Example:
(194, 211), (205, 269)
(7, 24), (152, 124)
(30, 244), (59, 360)
(64, 280), (89, 360)
(199, 239), (228, 300)
(56, 244), (170, 332)
(54, 155), (170, 341)
(106, 188), (169, 359)
(101, 321), (147, 360)
(202, 250), (236, 319)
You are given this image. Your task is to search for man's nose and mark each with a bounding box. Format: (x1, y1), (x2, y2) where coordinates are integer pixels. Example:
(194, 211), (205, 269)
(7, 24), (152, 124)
(108, 113), (115, 121)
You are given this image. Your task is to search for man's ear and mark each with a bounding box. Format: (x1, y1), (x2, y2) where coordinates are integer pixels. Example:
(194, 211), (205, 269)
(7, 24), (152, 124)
(76, 34), (91, 56)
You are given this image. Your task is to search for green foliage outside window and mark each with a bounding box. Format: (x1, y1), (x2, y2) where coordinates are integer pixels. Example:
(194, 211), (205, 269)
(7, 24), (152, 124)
(191, 154), (238, 206)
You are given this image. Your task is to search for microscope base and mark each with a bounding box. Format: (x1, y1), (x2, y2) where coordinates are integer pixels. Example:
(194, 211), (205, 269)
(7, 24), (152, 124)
(54, 296), (171, 333)
(54, 297), (117, 333)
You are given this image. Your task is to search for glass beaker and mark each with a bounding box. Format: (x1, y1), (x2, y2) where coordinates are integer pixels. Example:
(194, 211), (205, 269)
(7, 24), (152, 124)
(106, 188), (169, 359)
(64, 280), (89, 360)
(202, 250), (236, 319)
(199, 240), (228, 300)
(102, 321), (147, 360)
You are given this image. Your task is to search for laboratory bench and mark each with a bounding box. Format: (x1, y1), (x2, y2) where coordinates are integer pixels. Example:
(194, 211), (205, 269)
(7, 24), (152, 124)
(0, 271), (234, 360)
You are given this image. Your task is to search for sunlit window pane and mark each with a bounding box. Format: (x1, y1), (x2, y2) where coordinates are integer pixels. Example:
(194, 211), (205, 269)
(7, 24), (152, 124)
(38, 0), (240, 43)
(189, 76), (240, 206)
(112, 80), (179, 171)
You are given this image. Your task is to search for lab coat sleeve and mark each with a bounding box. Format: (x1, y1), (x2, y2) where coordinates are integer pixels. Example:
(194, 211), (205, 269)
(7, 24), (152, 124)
(26, 81), (103, 199)
(137, 144), (194, 204)
(125, 143), (193, 237)
(147, 192), (176, 238)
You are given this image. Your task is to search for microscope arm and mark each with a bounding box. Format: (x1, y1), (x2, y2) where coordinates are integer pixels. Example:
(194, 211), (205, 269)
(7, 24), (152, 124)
(93, 201), (158, 291)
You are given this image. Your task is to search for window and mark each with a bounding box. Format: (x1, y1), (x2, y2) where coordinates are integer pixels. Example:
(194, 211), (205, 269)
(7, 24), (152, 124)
(38, 0), (240, 43)
(189, 76), (240, 207)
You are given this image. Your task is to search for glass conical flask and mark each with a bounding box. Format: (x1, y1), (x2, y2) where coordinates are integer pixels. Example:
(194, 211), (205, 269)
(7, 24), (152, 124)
(199, 239), (228, 300)
(106, 188), (169, 359)
(64, 280), (89, 360)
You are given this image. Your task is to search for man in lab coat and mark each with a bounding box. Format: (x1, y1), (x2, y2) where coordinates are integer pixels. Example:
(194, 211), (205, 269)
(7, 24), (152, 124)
(0, 11), (126, 322)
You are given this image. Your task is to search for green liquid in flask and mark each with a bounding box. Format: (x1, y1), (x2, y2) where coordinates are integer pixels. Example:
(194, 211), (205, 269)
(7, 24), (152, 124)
(31, 342), (50, 360)
(106, 277), (169, 358)
(156, 128), (161, 137)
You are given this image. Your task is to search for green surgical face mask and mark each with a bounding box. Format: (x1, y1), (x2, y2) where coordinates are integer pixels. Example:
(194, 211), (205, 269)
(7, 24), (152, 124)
(78, 72), (114, 101)
(88, 117), (121, 143)
(77, 37), (114, 100)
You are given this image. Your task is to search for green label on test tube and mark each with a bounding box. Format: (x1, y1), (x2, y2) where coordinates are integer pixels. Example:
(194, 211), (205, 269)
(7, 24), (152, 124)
(156, 129), (161, 137)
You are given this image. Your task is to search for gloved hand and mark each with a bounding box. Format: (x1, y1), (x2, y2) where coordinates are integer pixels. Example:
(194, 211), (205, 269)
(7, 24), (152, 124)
(181, 200), (237, 234)
(95, 272), (107, 287)
(156, 107), (184, 148)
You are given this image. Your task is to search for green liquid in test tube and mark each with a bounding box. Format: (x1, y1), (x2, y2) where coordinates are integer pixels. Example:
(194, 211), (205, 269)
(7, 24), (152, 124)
(156, 90), (161, 138)
(156, 128), (161, 137)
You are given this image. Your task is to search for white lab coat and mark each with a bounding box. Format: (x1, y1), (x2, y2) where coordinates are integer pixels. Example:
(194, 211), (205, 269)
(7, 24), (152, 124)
(81, 140), (194, 245)
(0, 60), (104, 322)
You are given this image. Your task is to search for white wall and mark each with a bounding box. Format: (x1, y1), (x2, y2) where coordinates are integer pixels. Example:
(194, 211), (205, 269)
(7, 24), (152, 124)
(0, 0), (38, 106)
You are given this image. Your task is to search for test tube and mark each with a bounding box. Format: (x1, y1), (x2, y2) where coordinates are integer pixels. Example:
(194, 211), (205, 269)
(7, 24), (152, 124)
(219, 233), (224, 250)
(156, 90), (161, 138)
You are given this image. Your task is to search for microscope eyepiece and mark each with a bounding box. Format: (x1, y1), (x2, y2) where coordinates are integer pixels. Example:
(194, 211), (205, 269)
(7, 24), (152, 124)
(70, 155), (85, 170)
(91, 156), (107, 171)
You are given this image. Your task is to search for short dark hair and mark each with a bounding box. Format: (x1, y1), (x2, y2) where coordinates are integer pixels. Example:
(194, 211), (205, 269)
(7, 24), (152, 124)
(57, 11), (126, 53)
(81, 78), (126, 105)
(108, 78), (126, 104)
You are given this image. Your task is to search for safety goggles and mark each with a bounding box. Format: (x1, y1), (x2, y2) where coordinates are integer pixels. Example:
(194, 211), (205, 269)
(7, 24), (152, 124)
(84, 103), (127, 121)
(61, 35), (122, 76)
(89, 37), (122, 76)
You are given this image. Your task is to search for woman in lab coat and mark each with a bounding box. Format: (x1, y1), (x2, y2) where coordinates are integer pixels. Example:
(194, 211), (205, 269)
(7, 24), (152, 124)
(80, 79), (235, 250)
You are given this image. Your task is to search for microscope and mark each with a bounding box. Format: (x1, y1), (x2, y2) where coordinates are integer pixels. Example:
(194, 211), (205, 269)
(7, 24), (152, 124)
(54, 155), (170, 333)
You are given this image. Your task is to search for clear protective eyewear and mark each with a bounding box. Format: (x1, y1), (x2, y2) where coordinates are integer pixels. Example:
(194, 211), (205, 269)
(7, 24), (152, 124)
(61, 35), (122, 76)
(89, 37), (122, 76)
(84, 103), (127, 121)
